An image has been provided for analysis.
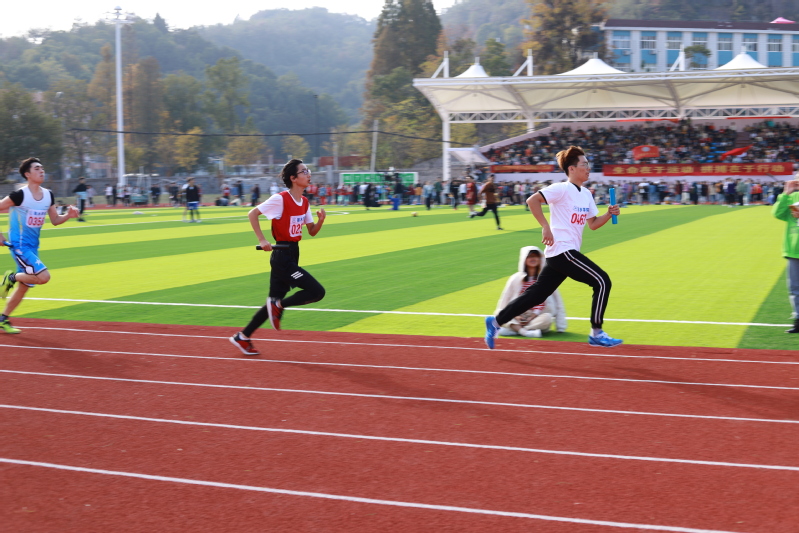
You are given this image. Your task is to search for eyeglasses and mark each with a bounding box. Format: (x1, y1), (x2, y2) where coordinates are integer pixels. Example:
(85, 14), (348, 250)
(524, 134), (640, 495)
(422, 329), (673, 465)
(575, 163), (592, 169)
(298, 169), (311, 175)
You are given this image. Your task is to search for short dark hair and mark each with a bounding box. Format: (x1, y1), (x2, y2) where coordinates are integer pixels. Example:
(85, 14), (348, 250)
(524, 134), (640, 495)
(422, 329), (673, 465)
(556, 146), (585, 175)
(280, 159), (304, 188)
(19, 157), (42, 179)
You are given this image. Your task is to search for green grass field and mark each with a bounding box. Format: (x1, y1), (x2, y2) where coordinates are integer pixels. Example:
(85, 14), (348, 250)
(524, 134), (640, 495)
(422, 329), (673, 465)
(1, 202), (795, 350)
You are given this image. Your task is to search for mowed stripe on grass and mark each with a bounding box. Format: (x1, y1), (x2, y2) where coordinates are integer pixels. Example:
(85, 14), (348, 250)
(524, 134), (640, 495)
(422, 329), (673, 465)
(18, 206), (704, 331)
(8, 204), (792, 349)
(13, 213), (537, 316)
(335, 206), (785, 348)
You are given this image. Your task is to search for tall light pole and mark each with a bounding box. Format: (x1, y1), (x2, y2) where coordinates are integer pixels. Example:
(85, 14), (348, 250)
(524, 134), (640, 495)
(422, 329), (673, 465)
(110, 7), (133, 188)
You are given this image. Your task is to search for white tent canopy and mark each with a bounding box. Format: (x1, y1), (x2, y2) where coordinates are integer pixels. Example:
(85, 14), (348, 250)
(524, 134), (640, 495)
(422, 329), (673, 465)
(456, 63), (489, 78)
(448, 147), (490, 164)
(558, 57), (624, 76)
(715, 51), (768, 70)
(413, 55), (799, 178)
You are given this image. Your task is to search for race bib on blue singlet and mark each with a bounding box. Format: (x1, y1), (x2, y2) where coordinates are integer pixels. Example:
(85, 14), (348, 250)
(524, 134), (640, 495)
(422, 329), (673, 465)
(25, 209), (47, 228)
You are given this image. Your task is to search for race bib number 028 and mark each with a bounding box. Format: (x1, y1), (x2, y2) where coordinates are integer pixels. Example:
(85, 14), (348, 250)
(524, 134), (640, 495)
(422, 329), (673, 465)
(289, 215), (305, 238)
(26, 209), (47, 228)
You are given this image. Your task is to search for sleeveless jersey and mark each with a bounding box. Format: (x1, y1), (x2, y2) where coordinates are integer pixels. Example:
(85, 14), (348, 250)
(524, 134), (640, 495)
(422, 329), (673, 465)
(8, 186), (54, 250)
(271, 191), (310, 242)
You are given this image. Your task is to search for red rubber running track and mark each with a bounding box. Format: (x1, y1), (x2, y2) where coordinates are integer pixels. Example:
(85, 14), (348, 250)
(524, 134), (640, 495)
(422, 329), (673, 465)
(1, 318), (798, 532)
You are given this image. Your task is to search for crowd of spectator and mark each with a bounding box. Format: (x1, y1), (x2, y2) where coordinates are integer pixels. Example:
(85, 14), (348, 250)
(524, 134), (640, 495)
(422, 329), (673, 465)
(484, 120), (799, 167)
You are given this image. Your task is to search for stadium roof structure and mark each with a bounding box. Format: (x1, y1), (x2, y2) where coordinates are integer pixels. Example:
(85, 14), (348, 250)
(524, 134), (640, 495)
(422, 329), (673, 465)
(413, 52), (799, 178)
(413, 53), (799, 126)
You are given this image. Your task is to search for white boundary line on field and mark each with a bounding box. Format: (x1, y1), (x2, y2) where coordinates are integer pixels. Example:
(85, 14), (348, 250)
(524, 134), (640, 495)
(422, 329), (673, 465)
(22, 298), (793, 327)
(16, 326), (799, 366)
(3, 403), (797, 472)
(2, 368), (797, 425)
(2, 344), (797, 390)
(0, 457), (742, 532)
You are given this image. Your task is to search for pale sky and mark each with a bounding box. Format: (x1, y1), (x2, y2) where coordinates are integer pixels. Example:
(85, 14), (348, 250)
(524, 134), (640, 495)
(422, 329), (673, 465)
(1, 0), (460, 38)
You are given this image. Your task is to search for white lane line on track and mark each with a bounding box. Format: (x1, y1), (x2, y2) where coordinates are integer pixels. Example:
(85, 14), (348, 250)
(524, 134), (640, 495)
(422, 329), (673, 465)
(0, 458), (742, 533)
(21, 300), (793, 327)
(3, 403), (797, 473)
(1, 369), (797, 425)
(15, 326), (799, 366)
(2, 344), (796, 392)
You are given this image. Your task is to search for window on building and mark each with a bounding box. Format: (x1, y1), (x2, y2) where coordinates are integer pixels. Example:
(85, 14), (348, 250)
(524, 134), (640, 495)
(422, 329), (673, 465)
(692, 33), (707, 47)
(667, 32), (682, 50)
(794, 37), (799, 53)
(743, 35), (758, 52)
(641, 34), (656, 50)
(718, 35), (733, 51)
(612, 31), (630, 50)
(768, 36), (783, 52)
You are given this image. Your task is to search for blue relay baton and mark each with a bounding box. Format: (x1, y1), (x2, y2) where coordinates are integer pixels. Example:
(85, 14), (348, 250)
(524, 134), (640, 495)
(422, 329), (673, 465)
(608, 187), (618, 225)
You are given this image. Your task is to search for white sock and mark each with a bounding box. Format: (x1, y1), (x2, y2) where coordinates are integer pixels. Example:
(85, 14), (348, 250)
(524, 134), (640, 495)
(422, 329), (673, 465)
(591, 328), (602, 336)
(238, 332), (249, 340)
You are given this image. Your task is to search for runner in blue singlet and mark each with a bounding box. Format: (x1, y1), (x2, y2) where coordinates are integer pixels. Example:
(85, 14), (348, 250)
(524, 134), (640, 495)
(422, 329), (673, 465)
(0, 158), (79, 333)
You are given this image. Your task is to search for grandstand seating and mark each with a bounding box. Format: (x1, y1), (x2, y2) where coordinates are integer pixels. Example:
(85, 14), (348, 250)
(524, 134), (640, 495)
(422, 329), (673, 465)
(483, 121), (799, 167)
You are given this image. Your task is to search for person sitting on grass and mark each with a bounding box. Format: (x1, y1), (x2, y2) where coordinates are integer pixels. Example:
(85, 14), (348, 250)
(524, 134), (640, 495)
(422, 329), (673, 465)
(495, 246), (567, 338)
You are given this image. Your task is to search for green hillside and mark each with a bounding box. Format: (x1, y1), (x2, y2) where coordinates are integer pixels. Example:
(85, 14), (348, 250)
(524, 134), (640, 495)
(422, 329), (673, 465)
(197, 8), (375, 121)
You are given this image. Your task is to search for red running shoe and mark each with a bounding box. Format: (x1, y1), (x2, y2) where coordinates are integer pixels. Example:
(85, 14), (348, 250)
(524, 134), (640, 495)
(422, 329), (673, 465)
(229, 333), (260, 356)
(267, 298), (283, 330)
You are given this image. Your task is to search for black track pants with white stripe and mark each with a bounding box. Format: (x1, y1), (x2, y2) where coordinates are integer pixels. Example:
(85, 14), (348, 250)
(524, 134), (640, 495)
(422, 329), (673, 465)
(495, 249), (612, 330)
(242, 247), (326, 337)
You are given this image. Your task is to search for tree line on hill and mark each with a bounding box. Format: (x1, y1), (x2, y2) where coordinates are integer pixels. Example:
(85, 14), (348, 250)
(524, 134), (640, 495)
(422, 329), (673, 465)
(196, 8), (375, 121)
(2, 0), (798, 178)
(0, 14), (348, 178)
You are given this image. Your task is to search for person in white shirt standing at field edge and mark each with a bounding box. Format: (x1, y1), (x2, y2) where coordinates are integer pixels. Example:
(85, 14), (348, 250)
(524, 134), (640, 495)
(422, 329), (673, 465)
(484, 145), (623, 349)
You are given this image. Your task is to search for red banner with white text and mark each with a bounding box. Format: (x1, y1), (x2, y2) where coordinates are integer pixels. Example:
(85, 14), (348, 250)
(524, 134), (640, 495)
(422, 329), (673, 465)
(603, 162), (793, 177)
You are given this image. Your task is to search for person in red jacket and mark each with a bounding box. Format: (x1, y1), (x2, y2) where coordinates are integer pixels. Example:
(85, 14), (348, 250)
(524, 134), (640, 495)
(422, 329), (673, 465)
(465, 176), (478, 216)
(229, 159), (327, 356)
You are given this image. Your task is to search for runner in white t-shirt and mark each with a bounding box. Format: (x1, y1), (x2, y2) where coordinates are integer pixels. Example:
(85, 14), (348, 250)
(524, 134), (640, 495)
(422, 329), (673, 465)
(484, 146), (623, 349)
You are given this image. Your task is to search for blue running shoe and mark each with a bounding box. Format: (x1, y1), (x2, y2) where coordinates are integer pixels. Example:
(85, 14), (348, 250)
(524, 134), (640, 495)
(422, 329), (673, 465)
(588, 331), (623, 347)
(484, 316), (499, 349)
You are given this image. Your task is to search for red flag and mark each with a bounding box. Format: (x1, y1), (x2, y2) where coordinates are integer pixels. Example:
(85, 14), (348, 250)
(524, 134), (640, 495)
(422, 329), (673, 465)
(632, 145), (660, 160)
(720, 145), (752, 160)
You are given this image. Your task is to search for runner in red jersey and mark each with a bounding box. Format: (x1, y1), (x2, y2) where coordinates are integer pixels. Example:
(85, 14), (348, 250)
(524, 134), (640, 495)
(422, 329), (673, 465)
(230, 159), (327, 356)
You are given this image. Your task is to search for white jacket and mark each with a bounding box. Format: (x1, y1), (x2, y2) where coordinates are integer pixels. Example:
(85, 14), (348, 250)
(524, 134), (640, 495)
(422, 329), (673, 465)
(494, 246), (568, 332)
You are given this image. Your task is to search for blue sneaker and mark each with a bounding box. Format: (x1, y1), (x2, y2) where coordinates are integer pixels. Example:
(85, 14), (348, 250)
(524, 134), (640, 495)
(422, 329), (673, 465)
(588, 331), (623, 347)
(484, 316), (498, 349)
